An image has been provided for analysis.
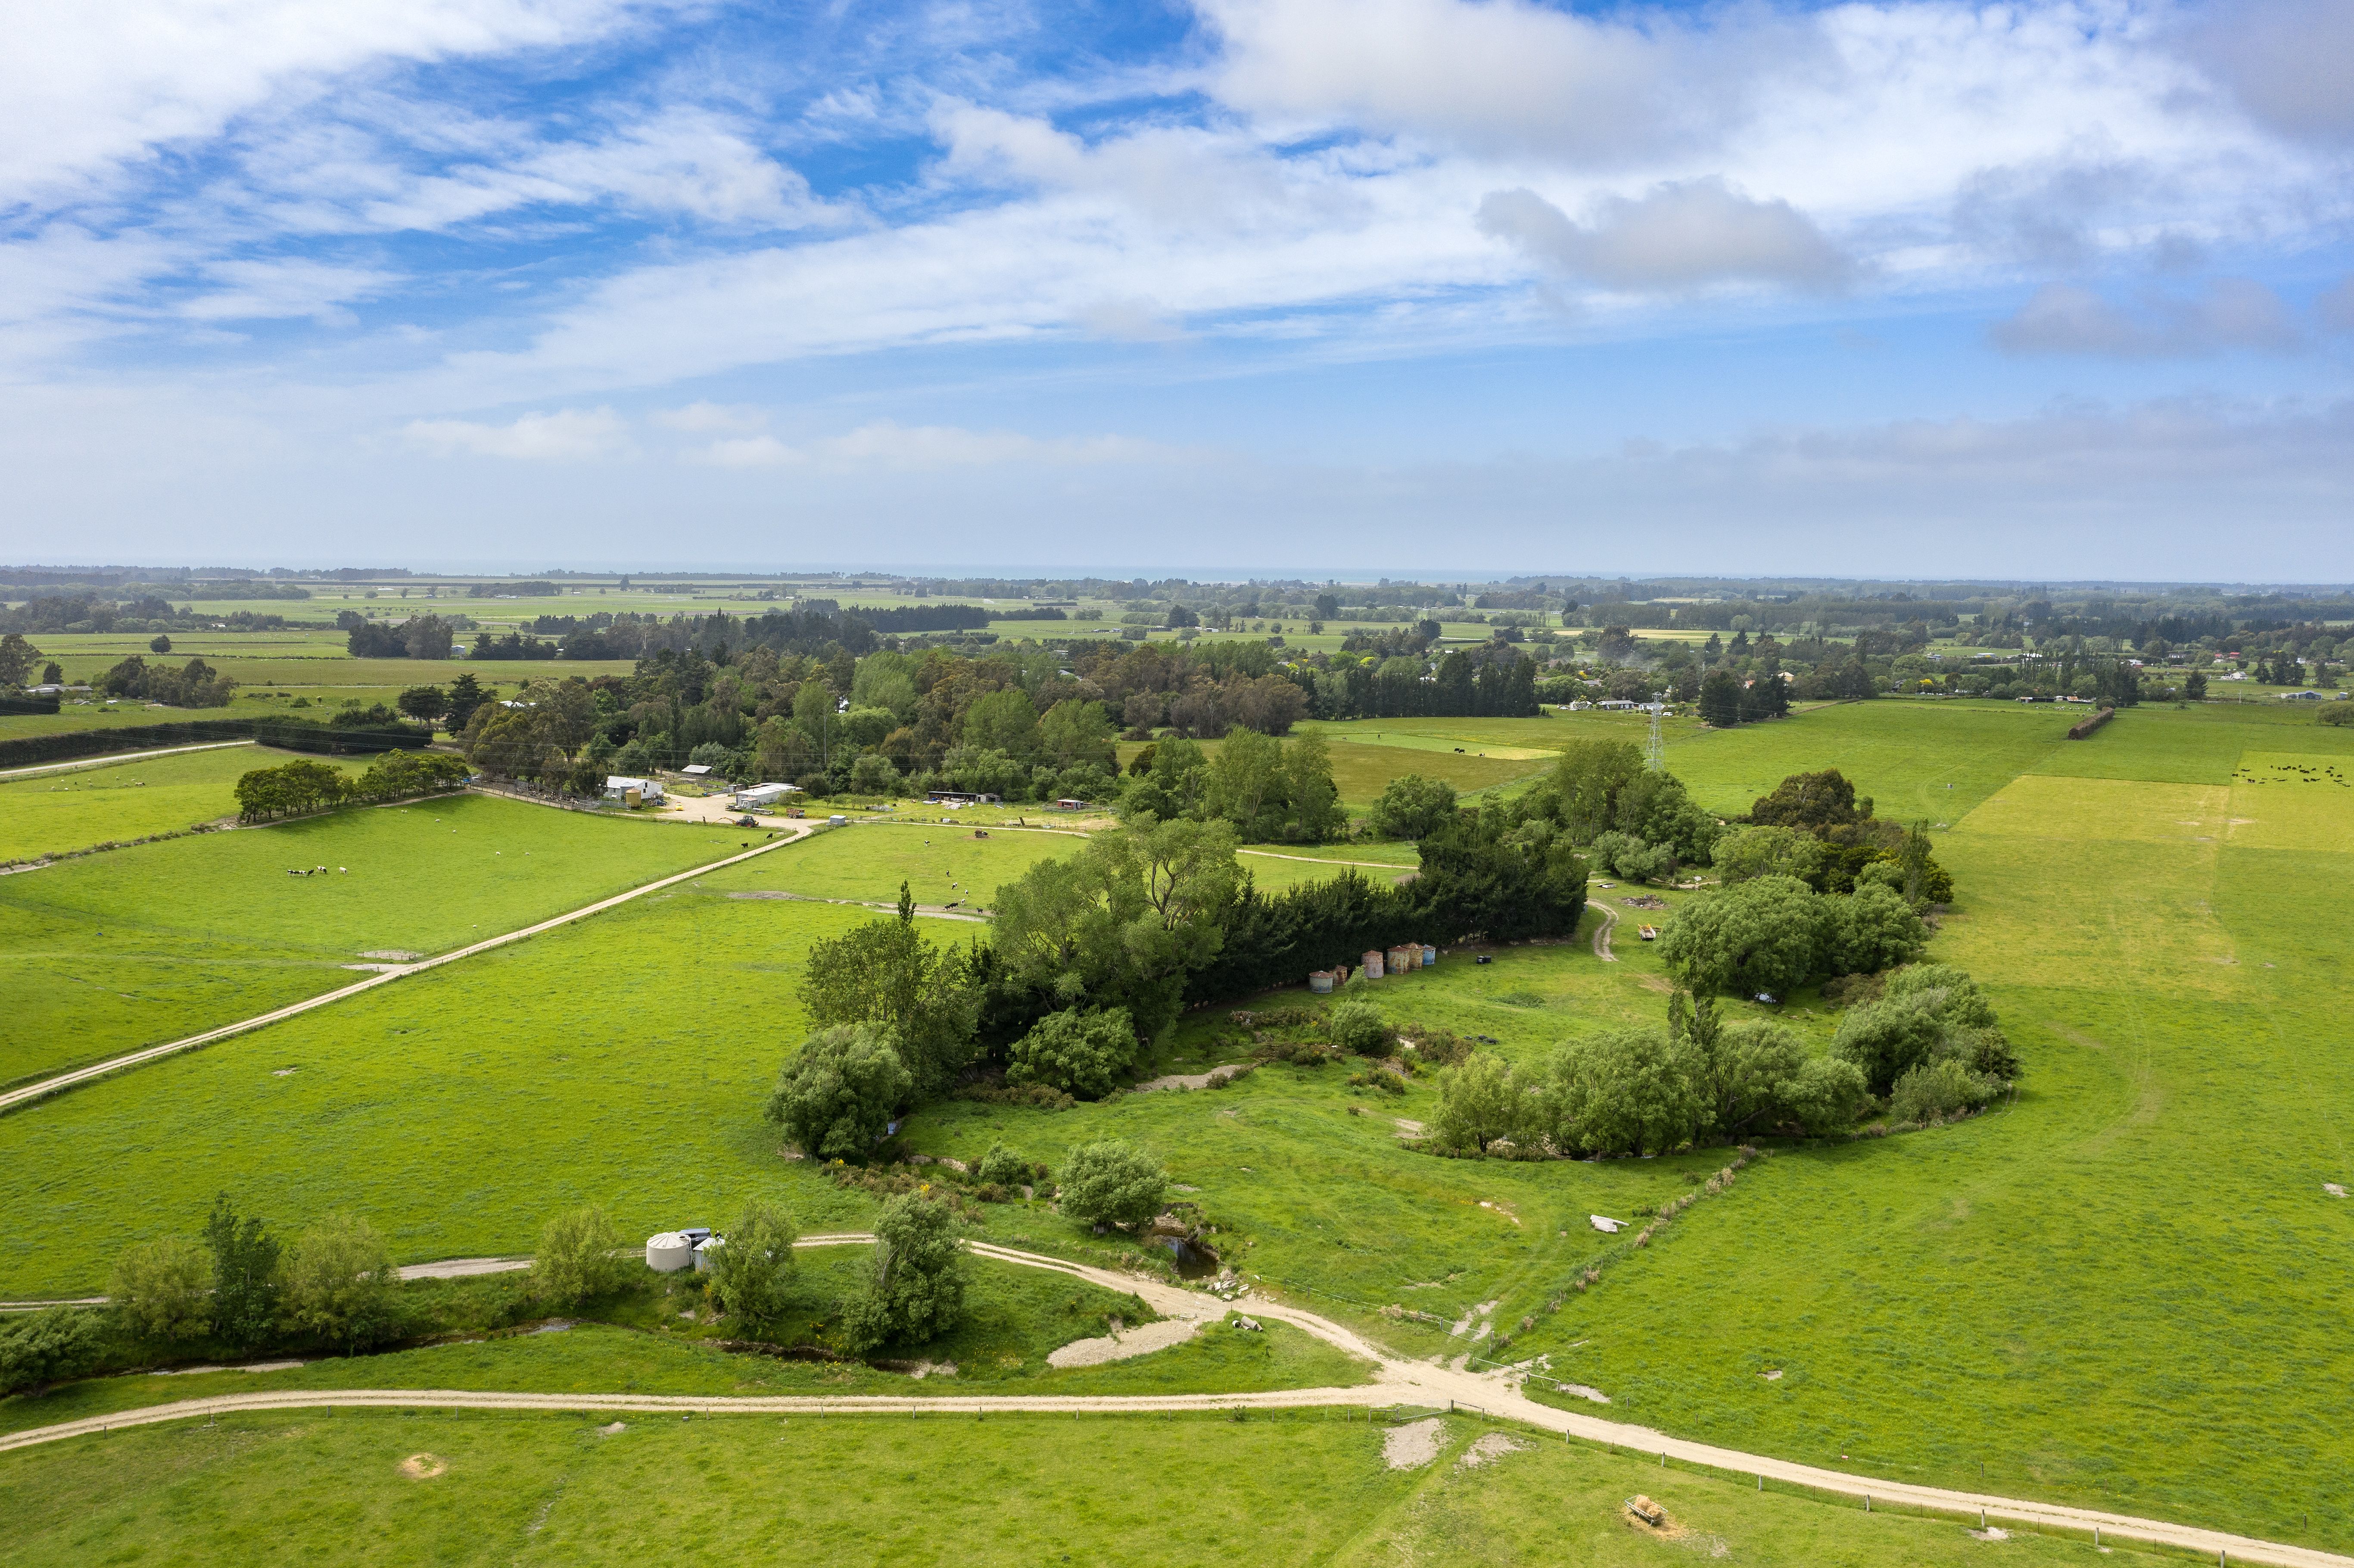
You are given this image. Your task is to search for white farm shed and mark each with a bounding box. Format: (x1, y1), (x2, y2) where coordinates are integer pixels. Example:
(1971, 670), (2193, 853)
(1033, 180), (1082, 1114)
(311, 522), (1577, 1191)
(603, 775), (664, 804)
(732, 782), (798, 811)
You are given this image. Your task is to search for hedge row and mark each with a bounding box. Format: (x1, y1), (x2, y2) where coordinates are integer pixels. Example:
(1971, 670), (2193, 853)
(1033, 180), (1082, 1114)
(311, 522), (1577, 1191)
(0, 696), (61, 716)
(0, 718), (428, 770)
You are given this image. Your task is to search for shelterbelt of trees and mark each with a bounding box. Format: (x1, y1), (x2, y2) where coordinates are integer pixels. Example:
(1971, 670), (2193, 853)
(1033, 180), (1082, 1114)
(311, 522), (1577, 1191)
(759, 749), (1982, 1167)
(442, 625), (1540, 812)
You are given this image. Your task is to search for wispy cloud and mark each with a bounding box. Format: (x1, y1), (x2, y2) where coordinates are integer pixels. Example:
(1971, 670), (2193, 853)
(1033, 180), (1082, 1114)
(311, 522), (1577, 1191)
(405, 406), (629, 459)
(1989, 279), (2303, 357)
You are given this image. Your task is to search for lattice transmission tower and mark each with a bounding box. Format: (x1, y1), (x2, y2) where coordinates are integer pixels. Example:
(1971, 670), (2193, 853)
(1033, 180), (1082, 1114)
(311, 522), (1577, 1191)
(1645, 700), (1665, 771)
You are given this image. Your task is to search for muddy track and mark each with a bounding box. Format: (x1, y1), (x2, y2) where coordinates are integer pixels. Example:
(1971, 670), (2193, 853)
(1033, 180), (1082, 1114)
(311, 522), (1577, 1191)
(1591, 900), (1618, 962)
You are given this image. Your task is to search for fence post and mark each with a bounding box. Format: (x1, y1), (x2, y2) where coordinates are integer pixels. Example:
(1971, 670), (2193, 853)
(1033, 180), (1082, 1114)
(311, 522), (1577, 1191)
(1865, 1496), (1871, 1513)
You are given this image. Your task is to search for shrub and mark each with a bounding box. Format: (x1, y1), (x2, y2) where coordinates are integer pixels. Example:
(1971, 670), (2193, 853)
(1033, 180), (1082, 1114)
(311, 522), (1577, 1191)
(109, 1235), (213, 1342)
(1824, 883), (1928, 977)
(1428, 1051), (1533, 1154)
(1544, 1027), (1704, 1156)
(1326, 997), (1388, 1055)
(1056, 1141), (1168, 1229)
(282, 1213), (399, 1355)
(532, 1204), (625, 1309)
(1656, 875), (1824, 1001)
(2319, 705), (2354, 727)
(1776, 1054), (1871, 1134)
(202, 1194), (280, 1353)
(975, 1142), (1031, 1188)
(764, 1024), (914, 1160)
(1834, 964), (2015, 1094)
(1367, 774), (1458, 840)
(1889, 1058), (1999, 1123)
(843, 1193), (967, 1352)
(706, 1200), (798, 1332)
(0, 1308), (104, 1395)
(1006, 1006), (1136, 1099)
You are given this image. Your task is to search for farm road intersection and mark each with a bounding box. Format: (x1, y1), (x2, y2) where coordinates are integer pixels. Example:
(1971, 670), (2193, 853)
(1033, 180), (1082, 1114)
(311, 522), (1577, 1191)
(0, 1235), (2345, 1568)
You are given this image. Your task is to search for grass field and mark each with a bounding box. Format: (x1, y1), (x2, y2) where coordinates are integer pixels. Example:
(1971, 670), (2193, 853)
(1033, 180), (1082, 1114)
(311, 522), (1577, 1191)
(0, 1266), (1370, 1440)
(9, 698), (2354, 1552)
(748, 821), (1082, 908)
(0, 1403), (2186, 1568)
(0, 794), (752, 1085)
(0, 744), (364, 863)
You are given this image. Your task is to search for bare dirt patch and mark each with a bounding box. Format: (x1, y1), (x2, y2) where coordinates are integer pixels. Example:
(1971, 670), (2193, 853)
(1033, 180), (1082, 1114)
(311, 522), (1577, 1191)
(1457, 1432), (1527, 1468)
(1134, 1065), (1247, 1093)
(1383, 1416), (1446, 1470)
(1044, 1316), (1202, 1368)
(596, 1422), (626, 1436)
(399, 1453), (447, 1479)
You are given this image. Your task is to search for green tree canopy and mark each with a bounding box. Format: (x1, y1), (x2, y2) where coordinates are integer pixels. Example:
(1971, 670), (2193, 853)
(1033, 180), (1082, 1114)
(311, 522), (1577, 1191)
(203, 1194), (280, 1353)
(1055, 1140), (1168, 1229)
(706, 1199), (798, 1331)
(990, 815), (1240, 1037)
(1749, 769), (1871, 831)
(764, 1024), (915, 1160)
(1429, 1051), (1533, 1154)
(1655, 875), (1824, 1001)
(1367, 773), (1458, 840)
(109, 1235), (213, 1342)
(282, 1212), (399, 1356)
(844, 1193), (968, 1352)
(532, 1204), (626, 1310)
(799, 896), (978, 1098)
(0, 1308), (103, 1395)
(1006, 1005), (1137, 1098)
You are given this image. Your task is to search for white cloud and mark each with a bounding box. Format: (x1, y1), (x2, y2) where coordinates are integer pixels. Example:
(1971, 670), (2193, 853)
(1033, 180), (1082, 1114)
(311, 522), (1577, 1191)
(1989, 279), (2302, 356)
(1197, 0), (1772, 165)
(405, 406), (628, 459)
(691, 435), (800, 467)
(1476, 180), (1852, 294)
(653, 401), (768, 432)
(0, 0), (645, 205)
(815, 420), (1174, 468)
(180, 258), (403, 323)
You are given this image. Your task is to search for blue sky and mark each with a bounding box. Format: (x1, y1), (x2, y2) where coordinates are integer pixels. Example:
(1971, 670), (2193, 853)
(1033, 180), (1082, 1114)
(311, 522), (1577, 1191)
(4, 0), (2350, 577)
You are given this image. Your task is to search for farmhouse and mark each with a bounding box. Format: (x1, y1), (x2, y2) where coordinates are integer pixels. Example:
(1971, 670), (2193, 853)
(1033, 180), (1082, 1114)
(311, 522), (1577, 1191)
(925, 789), (1003, 806)
(602, 775), (663, 804)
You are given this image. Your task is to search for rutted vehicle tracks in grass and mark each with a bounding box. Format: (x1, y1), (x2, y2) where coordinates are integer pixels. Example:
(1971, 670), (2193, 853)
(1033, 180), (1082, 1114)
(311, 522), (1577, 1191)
(0, 818), (818, 1115)
(2, 1237), (2347, 1567)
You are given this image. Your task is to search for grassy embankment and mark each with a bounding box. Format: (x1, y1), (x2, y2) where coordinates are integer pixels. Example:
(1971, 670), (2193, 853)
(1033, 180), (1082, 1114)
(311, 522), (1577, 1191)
(0, 793), (754, 1086)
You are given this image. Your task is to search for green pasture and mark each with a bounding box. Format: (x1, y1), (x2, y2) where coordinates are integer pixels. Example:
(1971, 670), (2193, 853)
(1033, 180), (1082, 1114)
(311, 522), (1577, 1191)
(1325, 743), (1547, 808)
(1660, 699), (2077, 821)
(747, 821), (1081, 909)
(0, 794), (748, 1085)
(0, 1403), (2183, 1568)
(0, 744), (366, 864)
(0, 1302), (1367, 1442)
(0, 703), (195, 740)
(1234, 849), (1417, 893)
(10, 697), (2354, 1551)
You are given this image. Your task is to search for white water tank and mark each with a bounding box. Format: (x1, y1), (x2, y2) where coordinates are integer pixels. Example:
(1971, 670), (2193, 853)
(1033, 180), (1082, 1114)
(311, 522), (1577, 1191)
(645, 1231), (694, 1272)
(693, 1235), (726, 1272)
